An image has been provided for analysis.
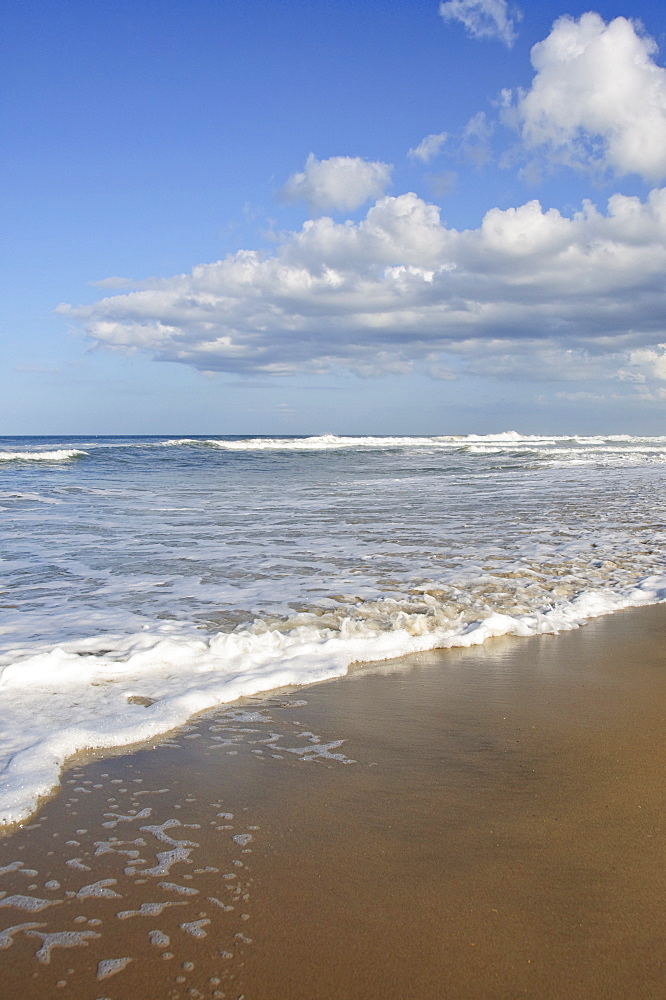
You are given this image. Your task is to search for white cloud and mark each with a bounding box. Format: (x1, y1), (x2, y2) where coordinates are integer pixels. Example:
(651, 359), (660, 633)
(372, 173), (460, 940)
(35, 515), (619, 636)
(621, 345), (666, 382)
(280, 154), (392, 214)
(514, 13), (666, 181)
(89, 276), (138, 289)
(408, 132), (448, 163)
(616, 346), (666, 400)
(59, 188), (666, 383)
(439, 0), (520, 47)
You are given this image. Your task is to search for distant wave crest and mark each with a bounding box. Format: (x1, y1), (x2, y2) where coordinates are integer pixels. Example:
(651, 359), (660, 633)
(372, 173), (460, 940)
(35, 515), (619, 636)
(159, 432), (666, 458)
(0, 449), (87, 462)
(162, 431), (541, 451)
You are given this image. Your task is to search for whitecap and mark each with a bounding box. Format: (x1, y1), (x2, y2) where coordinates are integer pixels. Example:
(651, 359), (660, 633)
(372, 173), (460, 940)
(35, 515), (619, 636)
(0, 449), (87, 462)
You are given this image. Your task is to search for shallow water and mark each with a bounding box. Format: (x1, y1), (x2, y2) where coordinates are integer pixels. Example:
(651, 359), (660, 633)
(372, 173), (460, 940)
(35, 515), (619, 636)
(1, 433), (665, 824)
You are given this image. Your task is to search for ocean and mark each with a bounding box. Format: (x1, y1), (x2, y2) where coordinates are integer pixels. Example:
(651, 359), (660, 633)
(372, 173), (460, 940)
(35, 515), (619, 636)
(1, 432), (665, 827)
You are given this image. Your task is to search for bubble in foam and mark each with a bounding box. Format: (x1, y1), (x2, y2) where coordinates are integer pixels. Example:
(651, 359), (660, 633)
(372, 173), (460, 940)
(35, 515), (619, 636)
(117, 901), (187, 919)
(179, 918), (210, 938)
(27, 929), (100, 963)
(135, 846), (193, 876)
(102, 807), (152, 828)
(96, 956), (133, 979)
(148, 929), (170, 947)
(0, 862), (25, 876)
(0, 922), (45, 949)
(0, 894), (61, 913)
(158, 881), (199, 896)
(76, 879), (121, 900)
(281, 739), (356, 763)
(208, 897), (234, 911)
(140, 818), (199, 847)
(94, 840), (142, 858)
(224, 710), (272, 723)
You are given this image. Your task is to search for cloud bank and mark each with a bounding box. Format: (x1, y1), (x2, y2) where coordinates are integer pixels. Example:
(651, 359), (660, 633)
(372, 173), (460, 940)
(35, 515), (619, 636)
(439, 0), (520, 47)
(280, 154), (392, 214)
(514, 13), (666, 181)
(61, 188), (666, 382)
(57, 11), (666, 401)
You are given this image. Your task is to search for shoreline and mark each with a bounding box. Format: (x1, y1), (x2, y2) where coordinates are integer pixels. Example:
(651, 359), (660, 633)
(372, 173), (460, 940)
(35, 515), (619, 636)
(1, 603), (666, 998)
(3, 588), (665, 833)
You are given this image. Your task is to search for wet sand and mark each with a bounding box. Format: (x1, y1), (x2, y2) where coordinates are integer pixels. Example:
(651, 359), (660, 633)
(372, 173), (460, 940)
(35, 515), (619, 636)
(1, 604), (666, 999)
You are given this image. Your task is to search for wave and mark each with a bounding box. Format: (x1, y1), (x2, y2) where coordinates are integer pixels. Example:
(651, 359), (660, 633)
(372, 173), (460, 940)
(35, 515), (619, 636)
(0, 491), (63, 504)
(161, 434), (464, 450)
(0, 449), (87, 462)
(159, 432), (666, 453)
(1, 575), (665, 829)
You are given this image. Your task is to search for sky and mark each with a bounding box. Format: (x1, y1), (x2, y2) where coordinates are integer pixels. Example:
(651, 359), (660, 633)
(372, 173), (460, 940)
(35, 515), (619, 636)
(3, 0), (666, 435)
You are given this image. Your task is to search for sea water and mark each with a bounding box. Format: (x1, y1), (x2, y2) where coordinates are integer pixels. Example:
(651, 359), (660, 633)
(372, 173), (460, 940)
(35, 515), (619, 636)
(1, 432), (665, 826)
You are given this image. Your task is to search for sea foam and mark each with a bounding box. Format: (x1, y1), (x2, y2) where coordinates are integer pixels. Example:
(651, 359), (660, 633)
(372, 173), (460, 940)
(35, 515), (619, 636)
(0, 576), (664, 829)
(1, 431), (665, 828)
(158, 432), (666, 455)
(0, 449), (87, 462)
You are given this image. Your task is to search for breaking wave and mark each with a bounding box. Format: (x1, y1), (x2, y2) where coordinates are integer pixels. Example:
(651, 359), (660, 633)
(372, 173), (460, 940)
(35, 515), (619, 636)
(1, 574), (665, 829)
(0, 449), (87, 462)
(159, 432), (666, 462)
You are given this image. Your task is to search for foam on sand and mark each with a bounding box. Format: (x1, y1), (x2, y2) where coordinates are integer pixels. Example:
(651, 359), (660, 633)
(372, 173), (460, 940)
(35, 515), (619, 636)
(0, 575), (664, 830)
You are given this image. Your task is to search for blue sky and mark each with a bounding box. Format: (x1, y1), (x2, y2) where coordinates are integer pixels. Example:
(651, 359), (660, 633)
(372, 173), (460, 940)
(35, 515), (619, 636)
(3, 0), (666, 435)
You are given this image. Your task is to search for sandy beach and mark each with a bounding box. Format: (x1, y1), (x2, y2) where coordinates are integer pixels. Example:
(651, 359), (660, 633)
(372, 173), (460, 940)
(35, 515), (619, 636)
(6, 1), (666, 995)
(1, 604), (665, 999)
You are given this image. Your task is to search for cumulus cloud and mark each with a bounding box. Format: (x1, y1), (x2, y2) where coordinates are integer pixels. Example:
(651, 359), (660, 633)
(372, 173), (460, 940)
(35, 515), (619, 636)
(628, 346), (666, 381)
(618, 345), (666, 398)
(514, 13), (666, 181)
(58, 188), (666, 384)
(439, 0), (520, 47)
(617, 345), (666, 400)
(408, 132), (448, 163)
(280, 154), (392, 214)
